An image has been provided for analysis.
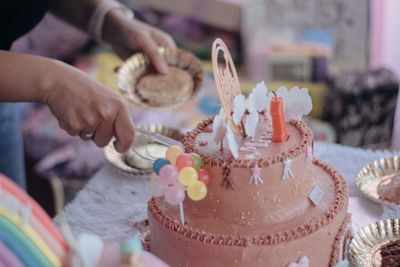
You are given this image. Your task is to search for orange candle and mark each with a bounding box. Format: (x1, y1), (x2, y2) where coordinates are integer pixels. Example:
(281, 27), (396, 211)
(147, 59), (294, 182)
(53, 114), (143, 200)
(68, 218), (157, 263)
(270, 96), (288, 142)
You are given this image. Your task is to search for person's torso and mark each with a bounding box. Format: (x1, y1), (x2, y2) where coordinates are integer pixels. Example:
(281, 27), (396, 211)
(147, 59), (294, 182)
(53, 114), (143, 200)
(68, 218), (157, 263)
(0, 0), (52, 50)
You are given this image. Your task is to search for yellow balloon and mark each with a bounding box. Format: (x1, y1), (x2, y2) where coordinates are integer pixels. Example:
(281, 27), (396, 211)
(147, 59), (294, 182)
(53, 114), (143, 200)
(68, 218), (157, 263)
(187, 181), (207, 201)
(178, 167), (198, 186)
(166, 146), (184, 165)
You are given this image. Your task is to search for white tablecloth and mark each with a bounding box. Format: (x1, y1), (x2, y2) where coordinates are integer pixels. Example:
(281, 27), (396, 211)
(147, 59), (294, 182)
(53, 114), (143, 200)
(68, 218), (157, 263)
(56, 142), (399, 242)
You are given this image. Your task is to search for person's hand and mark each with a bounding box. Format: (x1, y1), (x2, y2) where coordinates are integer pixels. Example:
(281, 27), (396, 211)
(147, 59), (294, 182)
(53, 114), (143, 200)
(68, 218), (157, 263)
(102, 10), (177, 74)
(41, 59), (135, 153)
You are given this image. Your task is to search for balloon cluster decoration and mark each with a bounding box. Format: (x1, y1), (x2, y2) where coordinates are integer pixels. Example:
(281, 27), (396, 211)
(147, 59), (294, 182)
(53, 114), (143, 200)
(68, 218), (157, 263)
(149, 146), (211, 224)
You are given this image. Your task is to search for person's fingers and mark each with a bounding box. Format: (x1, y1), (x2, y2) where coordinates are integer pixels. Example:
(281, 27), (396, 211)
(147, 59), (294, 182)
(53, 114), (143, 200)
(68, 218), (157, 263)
(93, 102), (115, 147)
(112, 44), (134, 61)
(82, 112), (101, 132)
(59, 113), (84, 136)
(93, 116), (114, 147)
(59, 122), (80, 136)
(113, 104), (135, 153)
(150, 29), (177, 50)
(137, 34), (168, 74)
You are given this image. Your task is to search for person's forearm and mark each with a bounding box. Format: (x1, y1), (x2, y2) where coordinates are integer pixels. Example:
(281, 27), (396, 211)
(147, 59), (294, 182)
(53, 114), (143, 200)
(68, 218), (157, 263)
(0, 50), (56, 102)
(50, 0), (100, 31)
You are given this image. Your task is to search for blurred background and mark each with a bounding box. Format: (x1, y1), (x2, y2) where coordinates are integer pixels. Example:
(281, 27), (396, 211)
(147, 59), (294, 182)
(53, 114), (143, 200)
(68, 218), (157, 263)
(10, 0), (400, 215)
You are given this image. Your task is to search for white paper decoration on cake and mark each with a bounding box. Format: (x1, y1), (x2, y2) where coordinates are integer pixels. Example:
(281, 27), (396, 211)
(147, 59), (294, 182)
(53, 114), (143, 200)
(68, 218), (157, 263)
(249, 165), (263, 185)
(308, 185), (325, 206)
(212, 108), (227, 147)
(248, 81), (269, 113)
(212, 107), (239, 158)
(226, 124), (239, 159)
(276, 87), (312, 121)
(245, 111), (259, 138)
(232, 94), (246, 126)
(282, 159), (294, 180)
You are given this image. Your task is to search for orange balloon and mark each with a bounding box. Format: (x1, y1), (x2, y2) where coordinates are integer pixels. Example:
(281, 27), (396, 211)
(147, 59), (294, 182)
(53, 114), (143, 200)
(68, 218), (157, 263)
(165, 146), (184, 165)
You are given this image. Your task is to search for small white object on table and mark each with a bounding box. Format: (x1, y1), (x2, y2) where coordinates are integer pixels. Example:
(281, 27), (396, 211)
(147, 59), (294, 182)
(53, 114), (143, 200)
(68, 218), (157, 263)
(55, 142), (399, 245)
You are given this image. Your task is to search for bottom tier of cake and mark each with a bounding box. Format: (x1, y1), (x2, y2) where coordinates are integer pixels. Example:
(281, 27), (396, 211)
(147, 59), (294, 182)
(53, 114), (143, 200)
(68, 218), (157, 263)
(148, 160), (351, 267)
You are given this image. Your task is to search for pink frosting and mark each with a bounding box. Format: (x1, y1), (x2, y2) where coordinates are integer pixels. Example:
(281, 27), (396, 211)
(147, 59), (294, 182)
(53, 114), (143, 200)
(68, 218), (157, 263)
(149, 159), (348, 246)
(179, 118), (316, 224)
(148, 119), (350, 267)
(182, 118), (313, 168)
(329, 214), (352, 266)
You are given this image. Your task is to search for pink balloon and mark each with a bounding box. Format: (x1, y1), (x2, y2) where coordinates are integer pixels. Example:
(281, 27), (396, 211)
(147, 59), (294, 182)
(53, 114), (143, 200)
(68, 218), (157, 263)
(149, 178), (166, 197)
(164, 185), (185, 206)
(159, 165), (178, 185)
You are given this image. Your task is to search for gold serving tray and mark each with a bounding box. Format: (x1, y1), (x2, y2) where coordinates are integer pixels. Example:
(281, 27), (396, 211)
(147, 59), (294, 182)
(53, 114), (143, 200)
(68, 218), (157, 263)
(350, 218), (400, 266)
(104, 125), (183, 176)
(356, 156), (400, 206)
(117, 48), (203, 109)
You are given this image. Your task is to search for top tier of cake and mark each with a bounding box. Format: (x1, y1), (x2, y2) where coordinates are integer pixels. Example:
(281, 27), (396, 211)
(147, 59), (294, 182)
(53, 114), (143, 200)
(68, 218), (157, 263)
(182, 117), (314, 225)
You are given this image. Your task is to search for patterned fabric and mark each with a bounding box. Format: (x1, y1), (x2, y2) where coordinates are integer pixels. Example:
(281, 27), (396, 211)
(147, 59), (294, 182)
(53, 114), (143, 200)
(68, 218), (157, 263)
(325, 68), (399, 149)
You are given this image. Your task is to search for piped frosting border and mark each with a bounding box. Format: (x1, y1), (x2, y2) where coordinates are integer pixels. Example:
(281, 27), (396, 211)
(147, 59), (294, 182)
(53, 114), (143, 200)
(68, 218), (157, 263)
(148, 159), (348, 246)
(182, 118), (313, 168)
(330, 214), (352, 266)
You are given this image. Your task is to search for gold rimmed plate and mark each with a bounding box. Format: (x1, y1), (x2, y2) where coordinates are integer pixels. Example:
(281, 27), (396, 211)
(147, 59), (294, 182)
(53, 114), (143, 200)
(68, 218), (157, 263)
(356, 156), (400, 206)
(104, 125), (184, 176)
(117, 48), (203, 109)
(350, 218), (400, 266)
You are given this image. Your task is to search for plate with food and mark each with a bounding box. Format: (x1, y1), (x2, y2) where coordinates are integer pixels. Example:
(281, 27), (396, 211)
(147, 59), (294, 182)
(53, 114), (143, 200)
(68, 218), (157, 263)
(117, 48), (203, 109)
(104, 125), (184, 176)
(356, 156), (400, 206)
(350, 218), (400, 266)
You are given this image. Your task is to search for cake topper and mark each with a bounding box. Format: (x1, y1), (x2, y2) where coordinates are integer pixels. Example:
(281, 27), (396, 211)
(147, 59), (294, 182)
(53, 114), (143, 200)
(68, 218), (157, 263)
(212, 107), (240, 159)
(232, 94), (247, 137)
(249, 165), (263, 185)
(244, 111), (260, 138)
(276, 87), (312, 121)
(282, 159), (294, 180)
(150, 147), (212, 224)
(226, 124), (239, 159)
(212, 38), (241, 134)
(248, 81), (269, 114)
(308, 185), (325, 206)
(270, 91), (289, 142)
(198, 137), (208, 147)
(212, 108), (227, 152)
(212, 39), (312, 145)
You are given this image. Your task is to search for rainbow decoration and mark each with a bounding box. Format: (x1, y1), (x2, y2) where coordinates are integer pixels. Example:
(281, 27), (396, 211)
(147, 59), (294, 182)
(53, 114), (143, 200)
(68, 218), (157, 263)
(0, 173), (68, 267)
